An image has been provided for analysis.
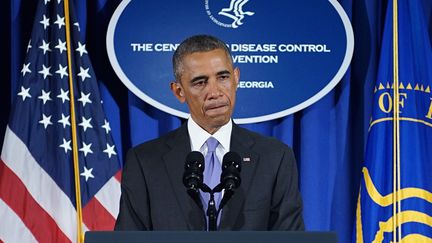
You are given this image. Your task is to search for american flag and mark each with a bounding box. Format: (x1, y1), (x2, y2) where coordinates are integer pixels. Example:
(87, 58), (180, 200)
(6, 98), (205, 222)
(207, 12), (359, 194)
(0, 0), (121, 242)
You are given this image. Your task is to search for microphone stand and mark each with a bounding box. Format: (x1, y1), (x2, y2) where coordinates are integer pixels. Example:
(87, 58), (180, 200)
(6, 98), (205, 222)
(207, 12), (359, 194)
(183, 151), (240, 231)
(205, 183), (229, 231)
(200, 184), (219, 231)
(207, 193), (217, 231)
(186, 180), (223, 231)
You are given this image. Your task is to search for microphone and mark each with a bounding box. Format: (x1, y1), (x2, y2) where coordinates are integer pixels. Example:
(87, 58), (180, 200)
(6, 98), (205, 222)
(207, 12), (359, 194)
(183, 151), (205, 191)
(220, 151), (242, 191)
(217, 151), (242, 211)
(183, 151), (205, 209)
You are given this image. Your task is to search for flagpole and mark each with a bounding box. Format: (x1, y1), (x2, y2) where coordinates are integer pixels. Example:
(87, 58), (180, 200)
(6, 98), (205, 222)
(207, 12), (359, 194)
(392, 0), (401, 242)
(63, 0), (84, 242)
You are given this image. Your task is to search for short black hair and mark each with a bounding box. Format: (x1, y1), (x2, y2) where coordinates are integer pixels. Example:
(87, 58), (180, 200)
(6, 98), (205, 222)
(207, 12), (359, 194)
(172, 35), (233, 81)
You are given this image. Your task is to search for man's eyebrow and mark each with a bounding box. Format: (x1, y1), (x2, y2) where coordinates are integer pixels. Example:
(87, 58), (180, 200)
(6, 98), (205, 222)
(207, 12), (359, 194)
(189, 70), (231, 83)
(216, 70), (231, 76)
(190, 75), (208, 83)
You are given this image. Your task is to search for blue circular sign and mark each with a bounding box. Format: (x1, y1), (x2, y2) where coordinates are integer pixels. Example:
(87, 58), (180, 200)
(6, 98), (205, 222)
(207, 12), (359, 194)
(107, 0), (354, 123)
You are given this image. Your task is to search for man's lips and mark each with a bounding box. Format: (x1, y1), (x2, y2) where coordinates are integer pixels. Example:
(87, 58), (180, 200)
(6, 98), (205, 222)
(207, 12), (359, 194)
(205, 102), (228, 111)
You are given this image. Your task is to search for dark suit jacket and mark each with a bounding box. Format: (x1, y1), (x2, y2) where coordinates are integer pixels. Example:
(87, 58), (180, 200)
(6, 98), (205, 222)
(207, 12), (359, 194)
(115, 123), (304, 230)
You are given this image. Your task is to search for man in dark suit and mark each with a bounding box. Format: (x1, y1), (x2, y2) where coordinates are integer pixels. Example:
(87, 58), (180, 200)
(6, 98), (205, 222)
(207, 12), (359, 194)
(115, 35), (304, 231)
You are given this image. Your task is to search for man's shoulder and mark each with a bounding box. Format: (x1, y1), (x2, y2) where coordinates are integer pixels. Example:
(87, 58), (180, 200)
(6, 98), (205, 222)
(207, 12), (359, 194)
(234, 125), (291, 150)
(130, 125), (186, 154)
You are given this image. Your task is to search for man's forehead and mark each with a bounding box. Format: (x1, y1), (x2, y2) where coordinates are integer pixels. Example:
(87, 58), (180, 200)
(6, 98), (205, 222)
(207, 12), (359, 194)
(185, 48), (228, 58)
(182, 50), (232, 67)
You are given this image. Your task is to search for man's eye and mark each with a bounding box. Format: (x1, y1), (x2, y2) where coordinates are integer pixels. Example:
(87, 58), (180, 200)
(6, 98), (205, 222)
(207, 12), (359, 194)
(218, 75), (230, 80)
(192, 80), (206, 86)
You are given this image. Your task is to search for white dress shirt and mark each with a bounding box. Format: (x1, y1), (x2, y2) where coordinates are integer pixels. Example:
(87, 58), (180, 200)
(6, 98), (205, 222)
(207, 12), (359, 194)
(187, 118), (232, 166)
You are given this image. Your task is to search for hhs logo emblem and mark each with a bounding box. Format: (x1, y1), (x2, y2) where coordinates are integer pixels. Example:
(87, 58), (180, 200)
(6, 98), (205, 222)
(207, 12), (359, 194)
(205, 0), (255, 28)
(107, 0), (353, 123)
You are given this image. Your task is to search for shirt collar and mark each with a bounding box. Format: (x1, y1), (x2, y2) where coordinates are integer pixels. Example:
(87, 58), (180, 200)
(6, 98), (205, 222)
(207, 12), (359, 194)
(187, 118), (232, 152)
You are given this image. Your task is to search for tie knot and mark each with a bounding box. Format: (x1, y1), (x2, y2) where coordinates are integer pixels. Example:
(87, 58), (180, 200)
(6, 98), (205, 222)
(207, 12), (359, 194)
(206, 137), (219, 153)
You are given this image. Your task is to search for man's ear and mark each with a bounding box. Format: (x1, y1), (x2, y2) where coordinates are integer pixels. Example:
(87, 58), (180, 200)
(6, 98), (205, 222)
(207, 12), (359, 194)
(233, 67), (240, 89)
(170, 81), (186, 103)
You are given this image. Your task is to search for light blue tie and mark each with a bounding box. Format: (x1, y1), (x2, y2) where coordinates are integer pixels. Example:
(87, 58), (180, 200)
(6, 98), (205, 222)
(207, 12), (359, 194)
(201, 137), (222, 228)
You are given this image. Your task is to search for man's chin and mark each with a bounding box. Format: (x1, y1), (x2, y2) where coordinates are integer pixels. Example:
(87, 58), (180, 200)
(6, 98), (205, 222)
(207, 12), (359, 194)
(208, 115), (231, 127)
(195, 114), (231, 134)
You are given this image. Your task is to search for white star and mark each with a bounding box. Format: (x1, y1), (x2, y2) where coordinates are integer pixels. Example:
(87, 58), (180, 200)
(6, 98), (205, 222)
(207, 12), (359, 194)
(39, 14), (50, 29)
(80, 166), (94, 181)
(78, 92), (92, 107)
(55, 64), (68, 79)
(57, 88), (70, 103)
(58, 114), (71, 128)
(103, 143), (117, 158)
(57, 0), (62, 4)
(21, 63), (31, 77)
(76, 42), (88, 57)
(77, 66), (91, 81)
(59, 138), (72, 153)
(17, 86), (31, 101)
(54, 14), (65, 29)
(39, 40), (52, 54)
(74, 22), (80, 31)
(44, 0), (51, 5)
(27, 39), (32, 53)
(38, 64), (52, 79)
(79, 142), (93, 157)
(102, 119), (111, 134)
(39, 114), (53, 129)
(78, 117), (93, 131)
(55, 39), (67, 53)
(38, 90), (52, 104)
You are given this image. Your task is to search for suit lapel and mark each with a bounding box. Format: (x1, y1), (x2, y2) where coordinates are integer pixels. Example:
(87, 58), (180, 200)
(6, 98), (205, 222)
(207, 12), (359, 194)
(219, 124), (260, 230)
(162, 124), (206, 230)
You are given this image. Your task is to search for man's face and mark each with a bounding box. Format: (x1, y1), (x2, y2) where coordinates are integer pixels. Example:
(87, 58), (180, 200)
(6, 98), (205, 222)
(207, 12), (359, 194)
(171, 49), (239, 134)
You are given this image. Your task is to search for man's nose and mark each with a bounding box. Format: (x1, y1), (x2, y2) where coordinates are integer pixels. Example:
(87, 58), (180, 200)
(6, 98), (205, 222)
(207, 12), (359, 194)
(207, 79), (222, 98)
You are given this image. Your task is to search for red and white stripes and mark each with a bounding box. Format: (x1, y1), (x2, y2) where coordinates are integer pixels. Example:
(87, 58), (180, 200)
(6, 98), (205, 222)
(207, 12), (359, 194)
(0, 127), (121, 242)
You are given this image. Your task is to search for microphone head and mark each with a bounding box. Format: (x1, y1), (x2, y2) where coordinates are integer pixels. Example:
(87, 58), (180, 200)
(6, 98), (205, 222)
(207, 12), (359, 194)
(184, 151), (205, 171)
(183, 151), (205, 190)
(222, 152), (242, 172)
(221, 151), (242, 190)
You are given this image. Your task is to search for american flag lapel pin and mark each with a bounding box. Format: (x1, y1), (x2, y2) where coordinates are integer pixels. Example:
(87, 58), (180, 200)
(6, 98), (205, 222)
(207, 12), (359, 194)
(243, 157), (251, 162)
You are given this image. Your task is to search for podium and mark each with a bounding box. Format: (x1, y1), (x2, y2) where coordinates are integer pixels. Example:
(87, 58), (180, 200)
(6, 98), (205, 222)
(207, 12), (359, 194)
(85, 231), (338, 243)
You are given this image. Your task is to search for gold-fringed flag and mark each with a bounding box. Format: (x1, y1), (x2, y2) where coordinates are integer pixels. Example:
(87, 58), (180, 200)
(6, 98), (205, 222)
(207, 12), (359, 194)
(0, 0), (121, 242)
(355, 0), (432, 242)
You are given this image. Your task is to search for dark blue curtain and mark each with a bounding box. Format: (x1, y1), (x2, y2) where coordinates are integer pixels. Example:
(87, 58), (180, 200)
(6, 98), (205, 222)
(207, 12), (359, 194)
(4, 1), (432, 242)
